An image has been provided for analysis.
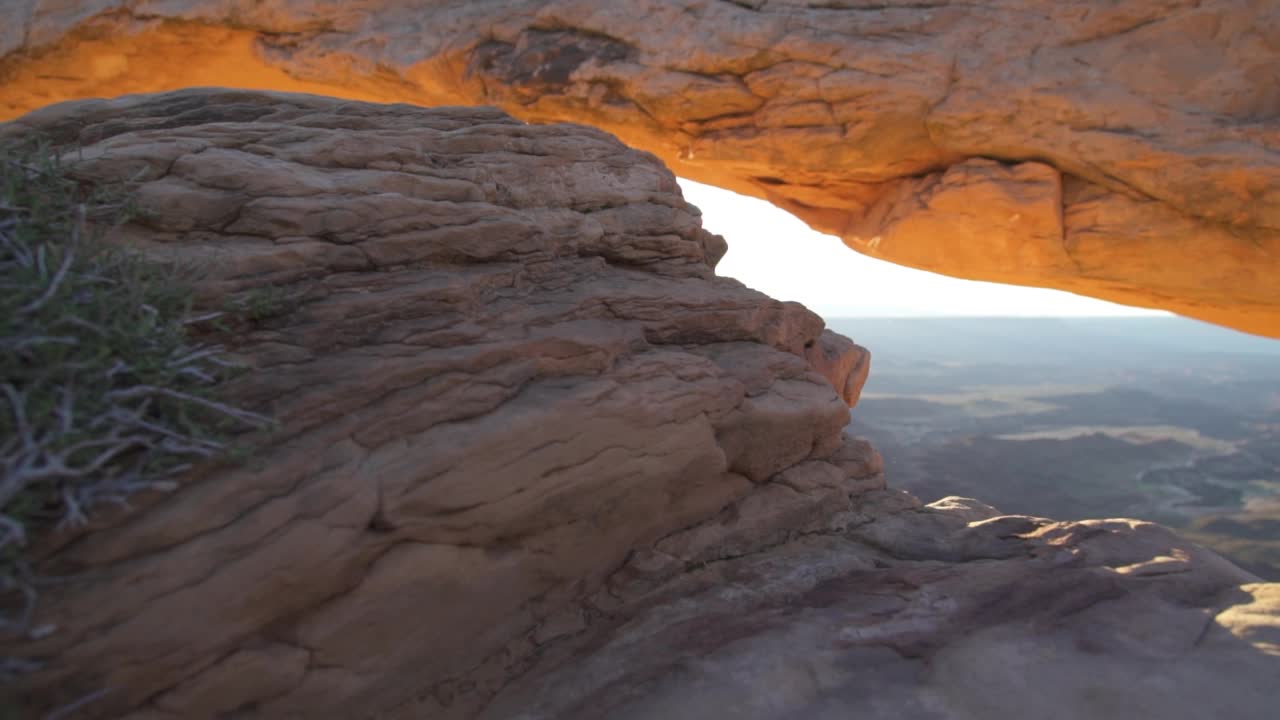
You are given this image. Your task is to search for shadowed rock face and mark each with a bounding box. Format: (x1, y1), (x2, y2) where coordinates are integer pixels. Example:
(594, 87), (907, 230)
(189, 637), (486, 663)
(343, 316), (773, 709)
(488, 509), (1280, 720)
(1, 1), (1279, 336)
(1, 89), (1277, 720)
(0, 88), (868, 719)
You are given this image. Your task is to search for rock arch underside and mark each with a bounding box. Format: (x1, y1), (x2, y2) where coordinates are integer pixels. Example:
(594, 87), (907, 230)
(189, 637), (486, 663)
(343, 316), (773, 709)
(1, 3), (1279, 720)
(2, 0), (1279, 336)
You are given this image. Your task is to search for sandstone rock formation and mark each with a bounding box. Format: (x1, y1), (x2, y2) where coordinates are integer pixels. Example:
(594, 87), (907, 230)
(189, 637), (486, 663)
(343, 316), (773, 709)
(1, 1), (1278, 336)
(488, 508), (1280, 720)
(0, 88), (868, 719)
(1, 89), (1277, 720)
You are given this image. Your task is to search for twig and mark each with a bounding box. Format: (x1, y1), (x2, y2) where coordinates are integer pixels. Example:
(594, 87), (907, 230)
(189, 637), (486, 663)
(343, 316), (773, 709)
(107, 385), (272, 427)
(17, 244), (75, 316)
(44, 687), (111, 720)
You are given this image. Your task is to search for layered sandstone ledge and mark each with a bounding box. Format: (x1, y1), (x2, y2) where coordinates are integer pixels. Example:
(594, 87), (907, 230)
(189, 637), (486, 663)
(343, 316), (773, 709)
(1, 0), (1278, 336)
(0, 88), (868, 718)
(0, 90), (1276, 720)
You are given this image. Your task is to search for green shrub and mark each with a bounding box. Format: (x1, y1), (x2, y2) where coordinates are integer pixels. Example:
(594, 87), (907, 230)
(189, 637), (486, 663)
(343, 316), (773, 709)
(0, 139), (270, 657)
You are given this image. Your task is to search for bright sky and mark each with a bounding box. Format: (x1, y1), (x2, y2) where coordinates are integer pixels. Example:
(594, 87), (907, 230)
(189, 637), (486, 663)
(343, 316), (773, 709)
(679, 179), (1170, 318)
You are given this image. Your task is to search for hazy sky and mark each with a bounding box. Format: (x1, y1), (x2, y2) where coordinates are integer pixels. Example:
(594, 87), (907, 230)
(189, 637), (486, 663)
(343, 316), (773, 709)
(679, 179), (1170, 319)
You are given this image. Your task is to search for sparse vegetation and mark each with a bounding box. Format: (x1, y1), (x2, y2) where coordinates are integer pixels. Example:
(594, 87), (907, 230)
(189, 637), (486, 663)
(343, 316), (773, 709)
(0, 139), (270, 656)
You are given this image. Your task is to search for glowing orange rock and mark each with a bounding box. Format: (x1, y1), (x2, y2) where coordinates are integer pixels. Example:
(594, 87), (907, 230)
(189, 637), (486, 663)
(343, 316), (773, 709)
(2, 1), (1278, 337)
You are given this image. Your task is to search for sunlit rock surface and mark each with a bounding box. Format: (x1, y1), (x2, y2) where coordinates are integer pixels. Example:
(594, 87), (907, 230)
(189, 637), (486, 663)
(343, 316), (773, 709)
(0, 89), (1276, 720)
(1, 0), (1278, 336)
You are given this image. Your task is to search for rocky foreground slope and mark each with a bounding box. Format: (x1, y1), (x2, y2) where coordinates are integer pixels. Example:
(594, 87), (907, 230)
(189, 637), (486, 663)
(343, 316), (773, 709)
(1, 0), (1278, 337)
(1, 90), (1277, 719)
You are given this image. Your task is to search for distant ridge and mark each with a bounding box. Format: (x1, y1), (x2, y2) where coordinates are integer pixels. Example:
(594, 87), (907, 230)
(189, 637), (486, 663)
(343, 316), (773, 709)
(826, 316), (1280, 365)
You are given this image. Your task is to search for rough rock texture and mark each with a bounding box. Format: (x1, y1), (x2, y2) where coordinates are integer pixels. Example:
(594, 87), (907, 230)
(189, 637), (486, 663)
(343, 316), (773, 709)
(0, 89), (869, 719)
(488, 500), (1280, 720)
(2, 88), (1278, 720)
(1, 1), (1279, 336)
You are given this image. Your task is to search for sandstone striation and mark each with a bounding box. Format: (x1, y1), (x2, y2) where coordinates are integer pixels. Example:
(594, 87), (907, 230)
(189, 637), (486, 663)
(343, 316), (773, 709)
(0, 1), (1278, 336)
(488, 506), (1280, 720)
(1, 89), (1277, 720)
(0, 88), (868, 719)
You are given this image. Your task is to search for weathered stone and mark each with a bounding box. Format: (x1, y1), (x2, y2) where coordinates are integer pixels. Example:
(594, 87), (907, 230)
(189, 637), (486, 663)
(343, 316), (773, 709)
(1, 89), (1276, 720)
(481, 506), (1276, 720)
(1, 1), (1279, 335)
(0, 89), (868, 719)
